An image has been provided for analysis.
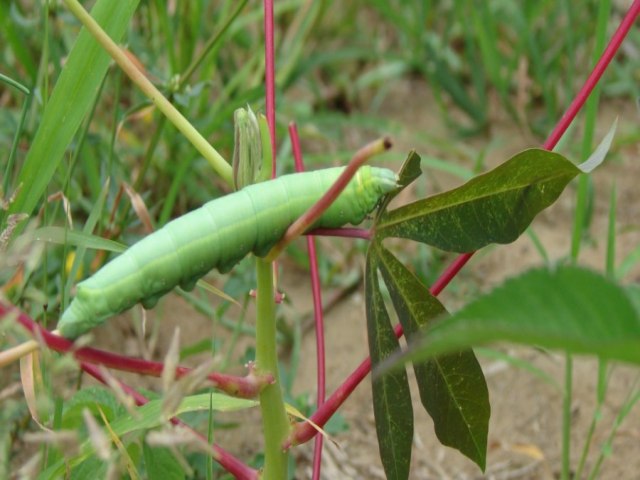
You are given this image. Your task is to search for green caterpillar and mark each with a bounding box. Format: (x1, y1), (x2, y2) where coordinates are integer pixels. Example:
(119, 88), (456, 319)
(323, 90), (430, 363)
(58, 166), (397, 338)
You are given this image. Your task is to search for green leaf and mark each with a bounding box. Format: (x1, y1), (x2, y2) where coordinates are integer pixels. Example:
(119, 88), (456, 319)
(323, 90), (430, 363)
(65, 179), (112, 298)
(110, 393), (257, 437)
(61, 387), (125, 430)
(376, 150), (422, 218)
(394, 150), (423, 189)
(40, 393), (256, 479)
(32, 226), (127, 253)
(365, 250), (413, 480)
(8, 0), (139, 221)
(381, 266), (640, 374)
(377, 149), (580, 252)
(68, 456), (107, 480)
(625, 284), (640, 317)
(577, 117), (617, 173)
(375, 244), (488, 470)
(143, 445), (186, 480)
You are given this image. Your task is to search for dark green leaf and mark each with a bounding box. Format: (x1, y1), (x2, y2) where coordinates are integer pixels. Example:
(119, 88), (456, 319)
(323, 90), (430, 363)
(377, 150), (422, 214)
(376, 244), (488, 470)
(365, 250), (413, 480)
(395, 150), (423, 190)
(377, 149), (580, 252)
(381, 266), (640, 373)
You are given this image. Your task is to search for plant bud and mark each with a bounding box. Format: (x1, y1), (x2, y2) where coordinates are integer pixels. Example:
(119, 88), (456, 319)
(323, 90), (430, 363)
(232, 106), (262, 190)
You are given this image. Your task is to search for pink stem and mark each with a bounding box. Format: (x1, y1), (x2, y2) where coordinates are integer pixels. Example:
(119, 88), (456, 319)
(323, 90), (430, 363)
(3, 304), (271, 399)
(288, 122), (326, 480)
(286, 1), (640, 448)
(263, 0), (276, 177)
(430, 252), (474, 296)
(80, 361), (258, 480)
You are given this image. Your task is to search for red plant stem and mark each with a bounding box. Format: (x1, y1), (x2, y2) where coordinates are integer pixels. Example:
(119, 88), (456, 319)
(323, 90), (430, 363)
(80, 361), (258, 480)
(286, 1), (640, 448)
(288, 122), (326, 480)
(263, 0), (276, 178)
(2, 304), (270, 399)
(262, 0), (284, 296)
(429, 252), (474, 296)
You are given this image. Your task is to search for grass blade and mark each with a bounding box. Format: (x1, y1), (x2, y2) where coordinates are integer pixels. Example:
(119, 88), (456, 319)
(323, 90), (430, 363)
(7, 0), (139, 222)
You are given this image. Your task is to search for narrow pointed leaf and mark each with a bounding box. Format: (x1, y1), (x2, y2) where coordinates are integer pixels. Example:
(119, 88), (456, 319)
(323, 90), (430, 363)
(376, 244), (488, 470)
(578, 117), (617, 173)
(365, 250), (413, 480)
(381, 266), (640, 375)
(8, 0), (139, 220)
(376, 150), (422, 216)
(110, 395), (257, 438)
(377, 149), (580, 252)
(32, 226), (127, 253)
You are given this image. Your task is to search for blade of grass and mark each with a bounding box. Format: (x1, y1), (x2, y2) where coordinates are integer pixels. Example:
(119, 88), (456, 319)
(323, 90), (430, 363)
(575, 183), (618, 479)
(61, 0), (232, 186)
(571, 0), (612, 262)
(180, 0), (249, 86)
(63, 179), (111, 308)
(564, 5), (612, 474)
(2, 85), (32, 195)
(7, 0), (139, 223)
(587, 378), (640, 479)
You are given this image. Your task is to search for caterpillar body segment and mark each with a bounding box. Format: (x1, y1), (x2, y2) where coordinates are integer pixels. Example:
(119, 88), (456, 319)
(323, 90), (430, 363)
(58, 166), (397, 338)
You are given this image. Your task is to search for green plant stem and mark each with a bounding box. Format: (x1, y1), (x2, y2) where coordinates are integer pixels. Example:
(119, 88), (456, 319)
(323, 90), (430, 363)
(570, 0), (611, 262)
(561, 353), (573, 480)
(575, 360), (608, 479)
(565, 5), (611, 475)
(606, 184), (617, 277)
(0, 73), (30, 95)
(588, 380), (640, 480)
(3, 89), (31, 195)
(255, 258), (290, 479)
(575, 183), (618, 478)
(62, 0), (233, 187)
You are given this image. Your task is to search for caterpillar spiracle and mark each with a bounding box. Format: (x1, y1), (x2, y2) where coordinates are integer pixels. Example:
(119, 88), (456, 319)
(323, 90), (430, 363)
(58, 166), (397, 338)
